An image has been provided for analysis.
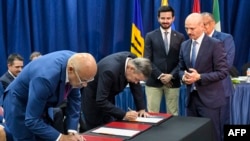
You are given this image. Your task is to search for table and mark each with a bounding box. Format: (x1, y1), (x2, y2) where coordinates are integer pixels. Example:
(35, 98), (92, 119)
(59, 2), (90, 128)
(117, 82), (250, 125)
(129, 116), (213, 141)
(230, 82), (250, 124)
(82, 116), (213, 141)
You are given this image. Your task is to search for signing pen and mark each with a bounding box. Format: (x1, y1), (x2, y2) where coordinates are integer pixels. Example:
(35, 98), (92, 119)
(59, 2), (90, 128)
(128, 107), (133, 111)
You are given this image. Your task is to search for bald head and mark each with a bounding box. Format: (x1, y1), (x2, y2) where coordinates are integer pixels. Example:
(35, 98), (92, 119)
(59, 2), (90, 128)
(68, 53), (97, 82)
(185, 13), (204, 40)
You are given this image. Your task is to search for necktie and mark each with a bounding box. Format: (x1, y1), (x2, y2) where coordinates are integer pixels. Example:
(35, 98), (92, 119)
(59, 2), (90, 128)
(191, 41), (197, 67)
(164, 32), (169, 54)
(64, 83), (71, 99)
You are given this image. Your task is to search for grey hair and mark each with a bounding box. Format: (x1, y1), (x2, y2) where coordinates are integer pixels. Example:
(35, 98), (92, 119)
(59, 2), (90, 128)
(201, 12), (215, 22)
(130, 57), (152, 78)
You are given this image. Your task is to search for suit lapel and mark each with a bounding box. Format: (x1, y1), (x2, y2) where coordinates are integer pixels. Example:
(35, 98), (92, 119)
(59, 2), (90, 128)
(6, 72), (14, 82)
(169, 30), (176, 54)
(57, 65), (67, 106)
(212, 30), (219, 39)
(180, 39), (192, 68)
(155, 29), (166, 53)
(195, 36), (209, 68)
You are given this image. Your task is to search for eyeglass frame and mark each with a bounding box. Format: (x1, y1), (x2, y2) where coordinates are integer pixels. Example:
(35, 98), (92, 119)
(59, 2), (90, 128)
(72, 63), (94, 86)
(203, 20), (213, 26)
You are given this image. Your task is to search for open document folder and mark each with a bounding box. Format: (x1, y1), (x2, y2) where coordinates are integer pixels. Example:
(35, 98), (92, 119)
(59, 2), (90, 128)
(92, 127), (140, 137)
(124, 113), (172, 124)
(132, 116), (164, 123)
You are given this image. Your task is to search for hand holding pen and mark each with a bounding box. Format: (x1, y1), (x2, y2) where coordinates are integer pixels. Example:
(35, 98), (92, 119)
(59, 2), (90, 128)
(124, 107), (138, 121)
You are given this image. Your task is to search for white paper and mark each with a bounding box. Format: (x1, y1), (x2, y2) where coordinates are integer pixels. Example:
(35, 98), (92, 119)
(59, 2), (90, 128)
(92, 127), (140, 137)
(133, 117), (164, 123)
(238, 76), (247, 81)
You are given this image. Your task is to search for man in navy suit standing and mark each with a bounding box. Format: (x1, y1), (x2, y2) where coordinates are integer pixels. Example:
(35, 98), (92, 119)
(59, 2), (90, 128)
(144, 6), (185, 115)
(81, 51), (152, 130)
(179, 13), (228, 141)
(202, 12), (235, 141)
(3, 50), (97, 141)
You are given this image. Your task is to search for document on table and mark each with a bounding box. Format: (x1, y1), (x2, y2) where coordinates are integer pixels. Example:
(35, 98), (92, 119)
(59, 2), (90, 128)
(92, 127), (140, 137)
(133, 117), (164, 123)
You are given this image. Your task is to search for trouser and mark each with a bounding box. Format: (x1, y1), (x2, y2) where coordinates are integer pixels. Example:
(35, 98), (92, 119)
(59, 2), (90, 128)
(145, 85), (179, 115)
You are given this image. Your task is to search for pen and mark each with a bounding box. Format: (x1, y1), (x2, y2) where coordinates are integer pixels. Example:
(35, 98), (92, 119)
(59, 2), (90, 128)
(128, 107), (132, 111)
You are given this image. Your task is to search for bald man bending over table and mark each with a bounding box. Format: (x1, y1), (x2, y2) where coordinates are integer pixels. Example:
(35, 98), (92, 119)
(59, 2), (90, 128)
(3, 50), (97, 141)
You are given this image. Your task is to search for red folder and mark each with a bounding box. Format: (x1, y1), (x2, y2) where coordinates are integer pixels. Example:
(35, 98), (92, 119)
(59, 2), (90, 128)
(105, 121), (151, 131)
(82, 134), (123, 141)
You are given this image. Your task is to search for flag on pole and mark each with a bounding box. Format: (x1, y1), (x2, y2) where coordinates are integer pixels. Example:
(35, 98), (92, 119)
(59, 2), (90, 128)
(161, 0), (175, 30)
(192, 0), (200, 13)
(213, 0), (221, 31)
(161, 0), (168, 6)
(130, 0), (144, 57)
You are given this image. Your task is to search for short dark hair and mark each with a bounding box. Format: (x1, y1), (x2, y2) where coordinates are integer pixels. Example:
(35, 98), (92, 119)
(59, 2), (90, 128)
(7, 53), (24, 65)
(157, 6), (175, 17)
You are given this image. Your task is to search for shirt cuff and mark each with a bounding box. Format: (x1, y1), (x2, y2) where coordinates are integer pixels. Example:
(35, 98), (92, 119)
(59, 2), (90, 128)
(158, 73), (164, 79)
(56, 134), (62, 141)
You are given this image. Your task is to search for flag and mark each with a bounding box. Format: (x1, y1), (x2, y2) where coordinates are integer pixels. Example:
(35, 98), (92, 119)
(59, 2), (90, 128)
(130, 0), (144, 57)
(213, 0), (221, 31)
(161, 0), (175, 30)
(161, 0), (168, 6)
(192, 0), (200, 13)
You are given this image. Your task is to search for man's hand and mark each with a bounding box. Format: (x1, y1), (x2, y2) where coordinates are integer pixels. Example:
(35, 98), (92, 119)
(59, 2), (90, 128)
(124, 110), (138, 121)
(138, 110), (149, 117)
(160, 74), (173, 84)
(183, 68), (200, 84)
(60, 133), (86, 141)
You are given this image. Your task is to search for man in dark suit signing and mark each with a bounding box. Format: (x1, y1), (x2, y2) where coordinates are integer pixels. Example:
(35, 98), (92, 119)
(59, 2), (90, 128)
(3, 50), (97, 141)
(144, 6), (185, 115)
(81, 51), (152, 130)
(179, 13), (228, 141)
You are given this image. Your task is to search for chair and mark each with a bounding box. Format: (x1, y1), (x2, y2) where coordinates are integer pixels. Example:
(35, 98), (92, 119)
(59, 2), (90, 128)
(241, 63), (250, 76)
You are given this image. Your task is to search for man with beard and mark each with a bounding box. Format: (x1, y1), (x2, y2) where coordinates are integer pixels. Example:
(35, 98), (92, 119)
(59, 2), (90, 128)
(144, 6), (185, 115)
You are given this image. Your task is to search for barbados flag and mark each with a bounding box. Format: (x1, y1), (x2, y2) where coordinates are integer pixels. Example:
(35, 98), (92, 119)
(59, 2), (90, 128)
(130, 0), (144, 57)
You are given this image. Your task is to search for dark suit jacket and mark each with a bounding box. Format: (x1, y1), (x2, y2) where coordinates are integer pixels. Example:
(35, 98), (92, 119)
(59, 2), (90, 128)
(144, 28), (185, 87)
(179, 35), (228, 108)
(82, 52), (145, 126)
(212, 30), (235, 97)
(0, 71), (14, 90)
(3, 50), (81, 140)
(0, 82), (3, 106)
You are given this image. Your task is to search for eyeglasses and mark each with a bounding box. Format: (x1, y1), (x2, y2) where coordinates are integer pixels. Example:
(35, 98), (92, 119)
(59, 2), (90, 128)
(73, 64), (94, 86)
(204, 21), (212, 26)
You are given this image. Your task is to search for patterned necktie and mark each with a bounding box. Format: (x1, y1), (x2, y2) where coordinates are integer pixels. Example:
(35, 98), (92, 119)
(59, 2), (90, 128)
(191, 41), (197, 67)
(164, 32), (169, 54)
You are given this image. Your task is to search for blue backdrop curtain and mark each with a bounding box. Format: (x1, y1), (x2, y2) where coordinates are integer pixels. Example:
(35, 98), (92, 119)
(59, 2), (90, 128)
(0, 0), (250, 75)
